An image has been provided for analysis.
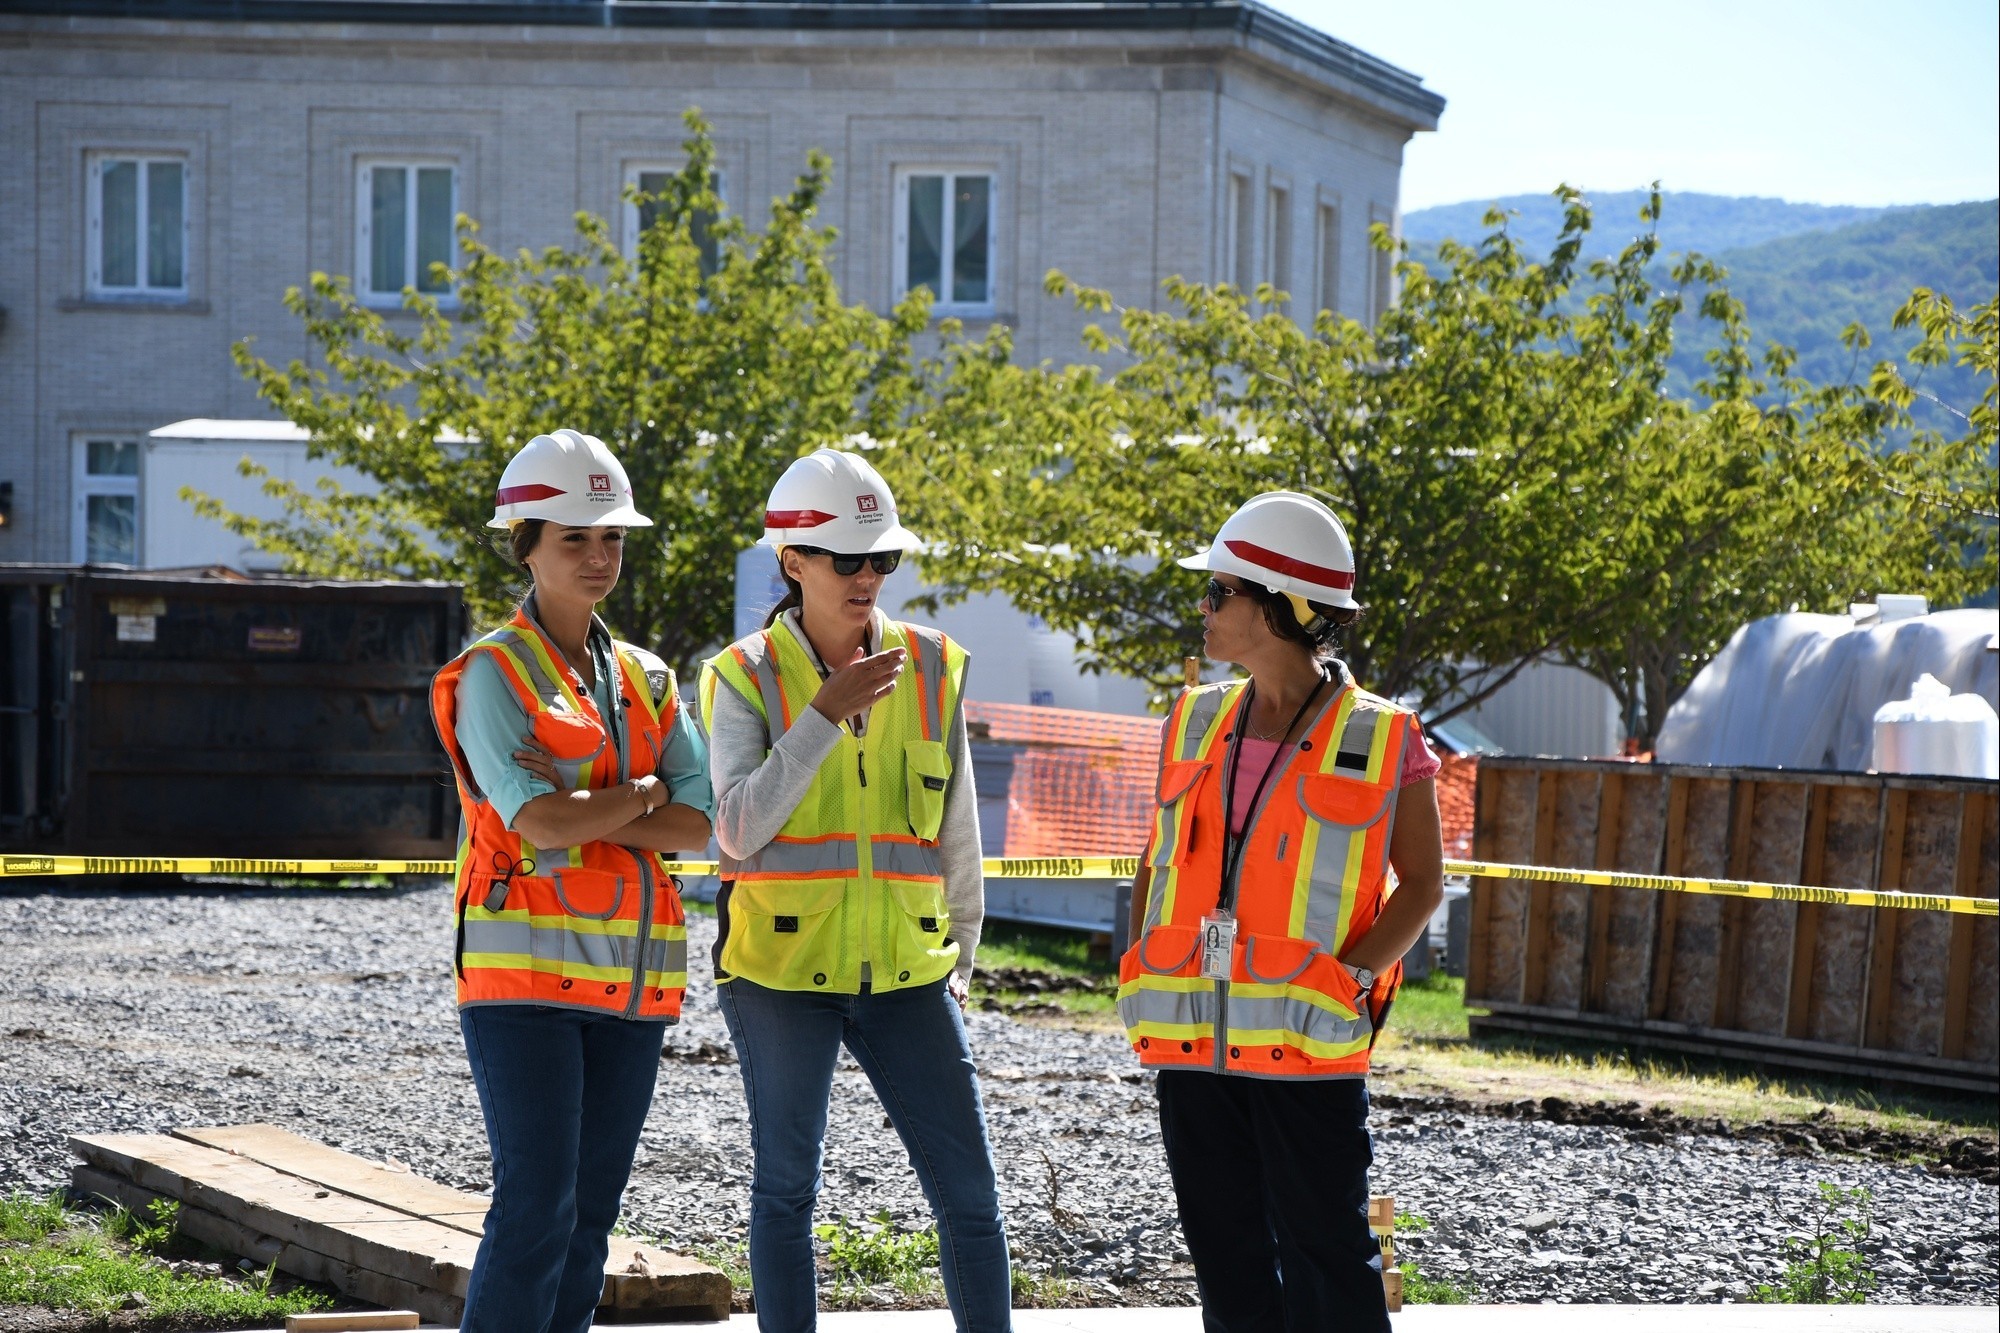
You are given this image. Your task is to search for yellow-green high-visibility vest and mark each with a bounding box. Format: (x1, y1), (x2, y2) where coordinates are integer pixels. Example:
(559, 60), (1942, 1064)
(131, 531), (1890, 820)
(699, 615), (968, 994)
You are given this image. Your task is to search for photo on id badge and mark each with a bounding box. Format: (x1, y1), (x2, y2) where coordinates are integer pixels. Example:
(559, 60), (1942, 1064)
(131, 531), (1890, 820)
(1200, 911), (1235, 980)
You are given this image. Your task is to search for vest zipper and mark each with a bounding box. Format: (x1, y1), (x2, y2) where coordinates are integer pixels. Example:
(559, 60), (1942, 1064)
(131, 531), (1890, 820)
(627, 850), (655, 1019)
(858, 748), (868, 787)
(854, 728), (872, 978)
(1212, 980), (1230, 1074)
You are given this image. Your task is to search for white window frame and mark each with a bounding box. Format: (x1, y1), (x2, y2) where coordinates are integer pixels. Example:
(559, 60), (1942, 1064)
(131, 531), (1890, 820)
(86, 151), (189, 299)
(1315, 197), (1342, 318)
(72, 435), (142, 566)
(622, 162), (727, 270)
(1225, 170), (1254, 292)
(355, 158), (460, 307)
(1265, 178), (1292, 299)
(892, 167), (999, 317)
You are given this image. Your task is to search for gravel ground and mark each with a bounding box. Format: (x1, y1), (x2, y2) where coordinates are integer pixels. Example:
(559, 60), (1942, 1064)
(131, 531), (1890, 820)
(1, 882), (1994, 1308)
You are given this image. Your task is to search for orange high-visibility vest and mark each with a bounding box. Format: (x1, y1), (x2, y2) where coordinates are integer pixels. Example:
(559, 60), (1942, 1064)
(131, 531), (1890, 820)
(430, 606), (688, 1019)
(1117, 677), (1413, 1078)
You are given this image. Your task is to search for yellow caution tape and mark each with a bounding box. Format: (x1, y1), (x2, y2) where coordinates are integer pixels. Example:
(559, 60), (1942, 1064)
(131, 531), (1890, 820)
(3, 852), (1990, 916)
(1444, 859), (1998, 918)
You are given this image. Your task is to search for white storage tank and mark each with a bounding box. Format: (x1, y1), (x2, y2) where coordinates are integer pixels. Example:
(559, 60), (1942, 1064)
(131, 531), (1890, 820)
(1872, 673), (2000, 779)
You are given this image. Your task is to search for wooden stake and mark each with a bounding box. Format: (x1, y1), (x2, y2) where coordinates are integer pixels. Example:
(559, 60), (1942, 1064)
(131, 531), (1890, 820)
(1369, 1194), (1401, 1310)
(1183, 656), (1200, 689)
(286, 1315), (421, 1332)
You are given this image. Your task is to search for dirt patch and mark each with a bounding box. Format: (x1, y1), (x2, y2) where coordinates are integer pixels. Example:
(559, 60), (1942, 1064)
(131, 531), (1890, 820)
(0, 1309), (281, 1333)
(1373, 1090), (2000, 1183)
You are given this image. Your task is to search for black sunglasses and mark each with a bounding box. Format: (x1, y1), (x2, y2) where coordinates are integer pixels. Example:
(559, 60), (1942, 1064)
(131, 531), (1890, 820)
(1204, 578), (1246, 608)
(795, 547), (902, 577)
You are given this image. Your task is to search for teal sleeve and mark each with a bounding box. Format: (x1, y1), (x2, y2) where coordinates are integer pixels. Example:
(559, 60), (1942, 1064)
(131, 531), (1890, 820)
(656, 698), (715, 816)
(454, 652), (557, 830)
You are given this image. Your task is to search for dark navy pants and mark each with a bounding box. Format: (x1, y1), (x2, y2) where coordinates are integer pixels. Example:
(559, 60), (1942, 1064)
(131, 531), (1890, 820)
(1157, 1070), (1388, 1333)
(457, 1003), (667, 1333)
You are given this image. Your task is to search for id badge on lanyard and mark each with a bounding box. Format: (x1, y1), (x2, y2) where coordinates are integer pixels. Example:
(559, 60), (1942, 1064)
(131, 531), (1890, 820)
(1199, 911), (1237, 981)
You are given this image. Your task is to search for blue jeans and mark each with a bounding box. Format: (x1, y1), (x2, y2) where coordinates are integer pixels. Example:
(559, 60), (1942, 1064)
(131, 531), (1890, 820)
(716, 975), (1012, 1333)
(458, 1004), (667, 1333)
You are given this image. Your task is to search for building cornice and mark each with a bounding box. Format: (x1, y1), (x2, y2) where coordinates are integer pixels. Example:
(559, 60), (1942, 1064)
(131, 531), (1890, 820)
(0, 1), (1444, 128)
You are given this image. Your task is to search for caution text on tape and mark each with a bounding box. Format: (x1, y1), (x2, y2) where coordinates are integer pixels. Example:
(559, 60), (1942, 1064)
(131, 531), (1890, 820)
(4, 853), (1992, 916)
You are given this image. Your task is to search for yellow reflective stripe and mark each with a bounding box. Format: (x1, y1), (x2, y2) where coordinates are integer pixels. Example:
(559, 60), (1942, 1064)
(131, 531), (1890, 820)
(1226, 1026), (1372, 1061)
(1288, 817), (1320, 938)
(1227, 979), (1358, 1019)
(618, 650), (662, 726)
(506, 631), (584, 715)
(1317, 691), (1358, 774)
(1117, 973), (1214, 998)
(1364, 707), (1393, 784)
(460, 953), (631, 982)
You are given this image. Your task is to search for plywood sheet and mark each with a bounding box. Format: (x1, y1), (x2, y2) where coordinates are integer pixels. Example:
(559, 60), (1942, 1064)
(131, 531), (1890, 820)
(1806, 784), (1879, 1046)
(1663, 778), (1732, 1027)
(1538, 772), (1599, 1011)
(1600, 772), (1667, 1020)
(1472, 766), (1539, 1003)
(1966, 795), (2000, 1065)
(1885, 790), (1964, 1055)
(1733, 781), (1808, 1035)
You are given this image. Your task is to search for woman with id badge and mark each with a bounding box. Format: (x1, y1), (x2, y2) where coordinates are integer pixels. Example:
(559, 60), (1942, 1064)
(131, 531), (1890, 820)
(1117, 491), (1445, 1333)
(700, 449), (1011, 1333)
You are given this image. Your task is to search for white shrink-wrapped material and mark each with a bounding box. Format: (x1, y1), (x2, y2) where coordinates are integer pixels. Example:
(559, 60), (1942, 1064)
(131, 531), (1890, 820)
(1872, 673), (2000, 778)
(1655, 608), (2000, 771)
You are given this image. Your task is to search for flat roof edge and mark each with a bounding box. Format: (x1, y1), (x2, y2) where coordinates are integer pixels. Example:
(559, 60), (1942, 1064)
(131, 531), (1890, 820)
(1, 1), (1445, 124)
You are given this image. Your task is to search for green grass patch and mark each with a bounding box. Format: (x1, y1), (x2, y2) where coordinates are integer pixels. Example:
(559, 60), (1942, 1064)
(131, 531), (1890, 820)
(1384, 971), (1473, 1041)
(1750, 1183), (1877, 1304)
(815, 1210), (943, 1301)
(0, 1189), (330, 1321)
(1399, 1257), (1473, 1304)
(974, 921), (1115, 980)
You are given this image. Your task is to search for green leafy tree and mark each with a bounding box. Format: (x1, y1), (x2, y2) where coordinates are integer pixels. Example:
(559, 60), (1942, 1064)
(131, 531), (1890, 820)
(207, 113), (927, 670)
(884, 190), (1993, 740)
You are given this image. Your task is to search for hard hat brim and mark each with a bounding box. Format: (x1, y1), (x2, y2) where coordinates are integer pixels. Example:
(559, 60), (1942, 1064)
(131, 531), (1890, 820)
(486, 503), (655, 531)
(1178, 546), (1357, 609)
(758, 520), (924, 554)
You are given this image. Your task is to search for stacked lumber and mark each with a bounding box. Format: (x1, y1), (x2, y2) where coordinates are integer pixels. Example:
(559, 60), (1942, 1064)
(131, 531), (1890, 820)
(70, 1123), (731, 1325)
(1370, 1194), (1402, 1312)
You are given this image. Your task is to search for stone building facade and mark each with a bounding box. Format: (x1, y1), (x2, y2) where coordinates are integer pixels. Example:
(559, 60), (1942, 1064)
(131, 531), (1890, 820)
(0, 0), (1442, 566)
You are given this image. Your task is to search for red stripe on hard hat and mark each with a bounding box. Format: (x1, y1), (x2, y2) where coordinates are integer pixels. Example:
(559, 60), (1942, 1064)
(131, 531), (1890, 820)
(496, 483), (567, 505)
(1223, 538), (1356, 590)
(764, 509), (839, 529)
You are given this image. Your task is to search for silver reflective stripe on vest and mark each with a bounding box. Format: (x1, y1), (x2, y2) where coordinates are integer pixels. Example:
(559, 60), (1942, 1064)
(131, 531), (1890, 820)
(1175, 686), (1234, 761)
(905, 626), (950, 739)
(1224, 991), (1372, 1049)
(463, 917), (684, 976)
(874, 840), (944, 879)
(1118, 982), (1221, 1035)
(1332, 703), (1380, 775)
(462, 917), (534, 959)
(647, 934), (687, 978)
(727, 836), (861, 879)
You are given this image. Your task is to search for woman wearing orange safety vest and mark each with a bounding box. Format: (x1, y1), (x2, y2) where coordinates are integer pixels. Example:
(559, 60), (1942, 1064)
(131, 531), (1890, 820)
(1119, 491), (1445, 1333)
(700, 449), (1011, 1333)
(430, 429), (714, 1333)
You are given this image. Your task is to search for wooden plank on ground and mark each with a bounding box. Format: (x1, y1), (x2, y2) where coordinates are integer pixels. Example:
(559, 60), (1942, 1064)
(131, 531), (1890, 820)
(174, 1124), (488, 1235)
(70, 1133), (480, 1297)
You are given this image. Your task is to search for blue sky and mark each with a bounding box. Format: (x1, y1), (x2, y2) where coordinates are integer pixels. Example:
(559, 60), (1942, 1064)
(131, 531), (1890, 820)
(1266, 0), (2000, 213)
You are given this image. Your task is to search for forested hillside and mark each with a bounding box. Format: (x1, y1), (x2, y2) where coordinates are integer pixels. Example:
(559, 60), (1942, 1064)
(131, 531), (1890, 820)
(1403, 191), (1890, 257)
(1404, 194), (1997, 425)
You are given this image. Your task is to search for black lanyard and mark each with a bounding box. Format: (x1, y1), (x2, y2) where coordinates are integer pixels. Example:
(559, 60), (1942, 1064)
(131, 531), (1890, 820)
(1217, 671), (1327, 912)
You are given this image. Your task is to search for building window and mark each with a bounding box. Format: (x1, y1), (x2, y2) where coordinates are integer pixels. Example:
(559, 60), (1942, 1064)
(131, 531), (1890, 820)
(894, 169), (995, 314)
(74, 437), (140, 565)
(1368, 206), (1400, 322)
(1266, 183), (1292, 298)
(87, 154), (187, 297)
(1316, 202), (1341, 316)
(356, 161), (457, 303)
(625, 165), (723, 277)
(1226, 172), (1254, 291)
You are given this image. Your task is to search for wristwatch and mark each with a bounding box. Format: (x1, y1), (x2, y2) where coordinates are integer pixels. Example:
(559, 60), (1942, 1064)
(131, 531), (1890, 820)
(1346, 962), (1376, 990)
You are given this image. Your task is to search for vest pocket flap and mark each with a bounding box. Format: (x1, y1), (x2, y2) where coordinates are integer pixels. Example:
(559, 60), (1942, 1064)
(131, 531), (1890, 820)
(730, 879), (846, 920)
(889, 880), (947, 929)
(1156, 759), (1211, 807)
(550, 868), (625, 922)
(532, 706), (609, 763)
(1296, 771), (1392, 830)
(1241, 934), (1360, 1017)
(904, 739), (953, 843)
(1136, 923), (1202, 976)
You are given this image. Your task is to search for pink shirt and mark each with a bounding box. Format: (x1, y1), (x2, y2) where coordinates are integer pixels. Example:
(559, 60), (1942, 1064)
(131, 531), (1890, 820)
(1228, 723), (1441, 835)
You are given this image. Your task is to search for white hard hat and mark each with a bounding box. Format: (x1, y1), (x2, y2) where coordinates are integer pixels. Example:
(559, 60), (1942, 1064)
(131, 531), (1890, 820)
(486, 429), (653, 530)
(1178, 491), (1357, 610)
(758, 448), (922, 553)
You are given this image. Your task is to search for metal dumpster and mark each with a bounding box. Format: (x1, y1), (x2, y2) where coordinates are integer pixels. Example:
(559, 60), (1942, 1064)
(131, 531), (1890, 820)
(1, 565), (465, 860)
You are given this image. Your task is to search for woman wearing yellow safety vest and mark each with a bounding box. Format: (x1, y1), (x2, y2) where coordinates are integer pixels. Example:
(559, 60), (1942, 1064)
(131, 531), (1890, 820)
(700, 449), (1011, 1333)
(1119, 491), (1445, 1333)
(430, 429), (714, 1333)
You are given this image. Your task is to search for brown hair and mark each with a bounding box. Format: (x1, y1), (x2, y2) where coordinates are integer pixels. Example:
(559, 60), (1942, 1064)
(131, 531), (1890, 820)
(762, 548), (803, 629)
(1244, 580), (1362, 660)
(507, 519), (546, 567)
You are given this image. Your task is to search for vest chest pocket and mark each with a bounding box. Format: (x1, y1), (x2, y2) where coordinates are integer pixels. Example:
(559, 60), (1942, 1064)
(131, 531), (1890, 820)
(551, 868), (626, 921)
(1149, 760), (1213, 869)
(1294, 772), (1396, 941)
(904, 740), (952, 843)
(885, 878), (957, 985)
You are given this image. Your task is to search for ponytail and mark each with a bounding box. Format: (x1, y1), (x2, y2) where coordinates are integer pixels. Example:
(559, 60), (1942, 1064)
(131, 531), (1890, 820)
(761, 564), (803, 630)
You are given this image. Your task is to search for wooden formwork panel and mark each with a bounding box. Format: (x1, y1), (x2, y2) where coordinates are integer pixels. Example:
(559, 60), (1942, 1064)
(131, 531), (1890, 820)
(1465, 759), (1999, 1091)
